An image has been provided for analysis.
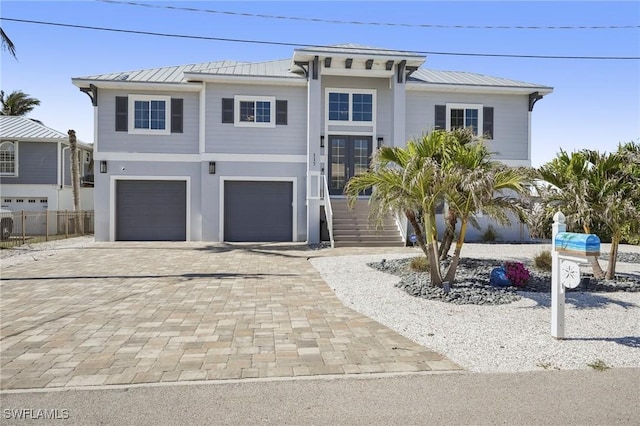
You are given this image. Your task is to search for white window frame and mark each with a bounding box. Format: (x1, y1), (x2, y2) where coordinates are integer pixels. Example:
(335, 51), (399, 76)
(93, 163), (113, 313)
(446, 103), (483, 136)
(128, 95), (171, 135)
(0, 141), (18, 177)
(234, 95), (276, 128)
(325, 88), (376, 126)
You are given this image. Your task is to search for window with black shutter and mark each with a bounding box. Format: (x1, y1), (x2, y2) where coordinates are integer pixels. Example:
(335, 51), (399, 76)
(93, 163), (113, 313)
(222, 98), (234, 123)
(171, 98), (183, 133)
(115, 96), (128, 131)
(276, 100), (288, 125)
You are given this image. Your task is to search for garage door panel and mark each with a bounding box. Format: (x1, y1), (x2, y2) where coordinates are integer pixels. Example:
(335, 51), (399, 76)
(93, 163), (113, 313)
(224, 181), (292, 242)
(116, 180), (186, 241)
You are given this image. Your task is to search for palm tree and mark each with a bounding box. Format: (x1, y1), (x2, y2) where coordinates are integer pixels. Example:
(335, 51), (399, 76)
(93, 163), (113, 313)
(1, 27), (16, 58)
(345, 129), (532, 286)
(538, 147), (639, 279)
(0, 90), (40, 116)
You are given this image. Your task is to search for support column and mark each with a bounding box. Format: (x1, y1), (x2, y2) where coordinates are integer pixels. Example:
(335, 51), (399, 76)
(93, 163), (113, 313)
(306, 56), (322, 244)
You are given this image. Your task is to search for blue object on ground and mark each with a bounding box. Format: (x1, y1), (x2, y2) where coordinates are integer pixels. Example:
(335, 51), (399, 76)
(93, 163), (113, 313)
(490, 267), (512, 287)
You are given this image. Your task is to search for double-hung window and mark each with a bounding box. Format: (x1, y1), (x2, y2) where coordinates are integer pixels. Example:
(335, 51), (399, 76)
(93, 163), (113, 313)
(327, 89), (375, 124)
(128, 95), (171, 135)
(234, 96), (276, 128)
(446, 103), (483, 136)
(0, 141), (17, 176)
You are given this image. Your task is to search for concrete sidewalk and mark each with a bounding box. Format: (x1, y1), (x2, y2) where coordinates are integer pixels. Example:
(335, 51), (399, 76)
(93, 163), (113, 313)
(0, 242), (459, 391)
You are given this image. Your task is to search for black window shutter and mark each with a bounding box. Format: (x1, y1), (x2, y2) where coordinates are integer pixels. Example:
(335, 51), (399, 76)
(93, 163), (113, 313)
(276, 100), (288, 125)
(222, 98), (234, 123)
(434, 105), (446, 130)
(171, 98), (183, 133)
(483, 107), (494, 139)
(115, 96), (128, 131)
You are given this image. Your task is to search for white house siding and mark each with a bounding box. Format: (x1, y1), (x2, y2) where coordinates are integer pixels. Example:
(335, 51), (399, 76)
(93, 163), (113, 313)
(93, 161), (201, 241)
(97, 90), (200, 154)
(200, 161), (307, 242)
(205, 84), (307, 155)
(405, 91), (530, 161)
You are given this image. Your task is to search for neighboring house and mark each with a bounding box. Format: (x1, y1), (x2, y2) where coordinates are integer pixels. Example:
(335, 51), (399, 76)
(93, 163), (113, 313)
(71, 43), (552, 244)
(0, 116), (94, 234)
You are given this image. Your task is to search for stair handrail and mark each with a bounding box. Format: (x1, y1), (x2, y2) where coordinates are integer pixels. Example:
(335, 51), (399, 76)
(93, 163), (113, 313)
(320, 174), (334, 248)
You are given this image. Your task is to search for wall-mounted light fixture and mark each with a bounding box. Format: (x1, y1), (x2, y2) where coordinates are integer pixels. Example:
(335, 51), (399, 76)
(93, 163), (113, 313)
(377, 137), (384, 148)
(99, 160), (107, 173)
(209, 161), (216, 174)
(320, 135), (325, 148)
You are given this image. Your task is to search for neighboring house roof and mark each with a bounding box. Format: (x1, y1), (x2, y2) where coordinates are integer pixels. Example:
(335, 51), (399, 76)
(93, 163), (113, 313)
(72, 43), (553, 94)
(0, 116), (92, 149)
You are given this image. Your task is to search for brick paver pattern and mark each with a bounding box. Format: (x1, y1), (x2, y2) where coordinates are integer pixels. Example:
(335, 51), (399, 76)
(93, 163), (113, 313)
(1, 242), (460, 390)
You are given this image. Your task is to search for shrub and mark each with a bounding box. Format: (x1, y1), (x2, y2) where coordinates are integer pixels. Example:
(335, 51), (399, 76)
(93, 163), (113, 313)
(534, 250), (552, 272)
(481, 225), (500, 242)
(410, 256), (429, 272)
(504, 261), (530, 287)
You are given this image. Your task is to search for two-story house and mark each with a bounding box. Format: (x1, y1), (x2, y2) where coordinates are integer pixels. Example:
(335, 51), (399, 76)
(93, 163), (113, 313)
(0, 116), (94, 225)
(72, 43), (552, 244)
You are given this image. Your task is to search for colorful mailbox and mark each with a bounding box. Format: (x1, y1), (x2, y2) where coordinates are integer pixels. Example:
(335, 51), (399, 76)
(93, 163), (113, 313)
(554, 232), (601, 257)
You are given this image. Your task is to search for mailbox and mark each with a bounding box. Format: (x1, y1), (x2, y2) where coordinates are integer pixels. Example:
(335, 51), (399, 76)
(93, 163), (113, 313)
(554, 232), (601, 257)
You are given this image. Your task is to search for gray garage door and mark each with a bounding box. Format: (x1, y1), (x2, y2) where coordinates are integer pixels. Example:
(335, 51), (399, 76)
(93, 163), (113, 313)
(224, 181), (293, 242)
(116, 180), (186, 241)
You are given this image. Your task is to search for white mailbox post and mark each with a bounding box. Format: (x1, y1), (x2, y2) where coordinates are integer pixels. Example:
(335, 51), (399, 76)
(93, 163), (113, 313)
(551, 212), (601, 339)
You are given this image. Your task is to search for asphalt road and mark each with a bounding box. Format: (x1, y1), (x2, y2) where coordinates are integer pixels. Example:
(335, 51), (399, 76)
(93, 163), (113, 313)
(2, 369), (639, 425)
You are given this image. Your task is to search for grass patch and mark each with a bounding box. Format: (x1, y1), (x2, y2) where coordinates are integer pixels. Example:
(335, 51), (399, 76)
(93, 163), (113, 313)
(587, 359), (610, 371)
(534, 250), (552, 272)
(409, 256), (429, 272)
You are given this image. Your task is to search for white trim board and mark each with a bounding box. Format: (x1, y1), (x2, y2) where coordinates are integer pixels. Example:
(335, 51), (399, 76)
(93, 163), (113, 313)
(109, 175), (192, 242)
(218, 176), (298, 242)
(95, 153), (307, 163)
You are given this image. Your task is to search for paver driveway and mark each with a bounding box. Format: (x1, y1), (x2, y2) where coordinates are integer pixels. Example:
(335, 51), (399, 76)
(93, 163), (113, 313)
(0, 242), (459, 390)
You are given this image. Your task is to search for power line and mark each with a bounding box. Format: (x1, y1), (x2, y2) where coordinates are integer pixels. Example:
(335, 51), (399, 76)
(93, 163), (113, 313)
(97, 0), (640, 31)
(2, 17), (639, 61)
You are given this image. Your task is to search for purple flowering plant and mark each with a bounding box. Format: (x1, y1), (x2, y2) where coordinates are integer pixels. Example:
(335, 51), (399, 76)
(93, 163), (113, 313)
(504, 261), (530, 287)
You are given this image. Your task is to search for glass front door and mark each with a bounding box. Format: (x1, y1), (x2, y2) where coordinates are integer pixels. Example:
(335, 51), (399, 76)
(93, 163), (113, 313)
(328, 135), (372, 195)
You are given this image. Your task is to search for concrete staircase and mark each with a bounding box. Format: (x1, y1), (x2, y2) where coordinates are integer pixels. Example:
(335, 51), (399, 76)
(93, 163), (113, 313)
(329, 198), (404, 248)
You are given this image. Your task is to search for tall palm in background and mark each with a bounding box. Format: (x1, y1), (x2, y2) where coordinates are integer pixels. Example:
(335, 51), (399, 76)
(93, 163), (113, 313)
(1, 90), (41, 116)
(1, 27), (17, 58)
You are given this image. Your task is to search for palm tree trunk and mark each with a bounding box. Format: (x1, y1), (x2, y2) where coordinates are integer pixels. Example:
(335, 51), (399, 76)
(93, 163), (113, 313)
(424, 210), (443, 286)
(443, 216), (469, 283)
(405, 209), (429, 258)
(439, 209), (456, 260)
(605, 232), (620, 280)
(68, 130), (83, 235)
(583, 224), (605, 279)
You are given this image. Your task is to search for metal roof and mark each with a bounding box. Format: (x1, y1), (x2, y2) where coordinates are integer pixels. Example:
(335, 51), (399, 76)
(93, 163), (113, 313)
(0, 116), (67, 139)
(294, 43), (425, 59)
(410, 69), (552, 91)
(73, 44), (551, 92)
(0, 116), (92, 148)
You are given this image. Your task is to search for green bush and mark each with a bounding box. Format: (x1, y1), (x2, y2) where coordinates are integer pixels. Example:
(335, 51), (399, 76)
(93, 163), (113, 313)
(534, 250), (552, 272)
(410, 256), (429, 272)
(481, 225), (500, 242)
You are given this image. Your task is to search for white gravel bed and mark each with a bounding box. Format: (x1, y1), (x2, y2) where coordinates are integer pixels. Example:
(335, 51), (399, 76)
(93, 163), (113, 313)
(0, 236), (95, 268)
(311, 244), (640, 373)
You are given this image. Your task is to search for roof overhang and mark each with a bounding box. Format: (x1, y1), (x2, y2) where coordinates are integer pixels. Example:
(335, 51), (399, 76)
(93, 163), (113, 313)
(71, 79), (203, 92)
(407, 82), (553, 96)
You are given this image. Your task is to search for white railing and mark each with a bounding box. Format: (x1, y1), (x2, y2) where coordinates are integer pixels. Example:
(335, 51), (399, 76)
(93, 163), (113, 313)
(320, 174), (334, 248)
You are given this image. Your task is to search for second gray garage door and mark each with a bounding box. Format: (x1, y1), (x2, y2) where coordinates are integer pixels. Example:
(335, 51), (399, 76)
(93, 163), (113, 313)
(224, 181), (293, 242)
(116, 180), (186, 241)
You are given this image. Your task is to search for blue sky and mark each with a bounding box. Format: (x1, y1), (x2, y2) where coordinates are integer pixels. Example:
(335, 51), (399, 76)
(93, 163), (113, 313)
(1, 1), (638, 167)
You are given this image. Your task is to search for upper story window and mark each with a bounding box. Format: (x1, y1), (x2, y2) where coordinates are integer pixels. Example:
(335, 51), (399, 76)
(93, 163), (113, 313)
(446, 103), (483, 136)
(127, 95), (171, 135)
(0, 141), (17, 176)
(234, 96), (276, 128)
(327, 89), (376, 124)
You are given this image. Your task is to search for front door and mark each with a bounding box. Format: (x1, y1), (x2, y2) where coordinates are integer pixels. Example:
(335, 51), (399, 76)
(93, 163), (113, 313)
(328, 135), (373, 196)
